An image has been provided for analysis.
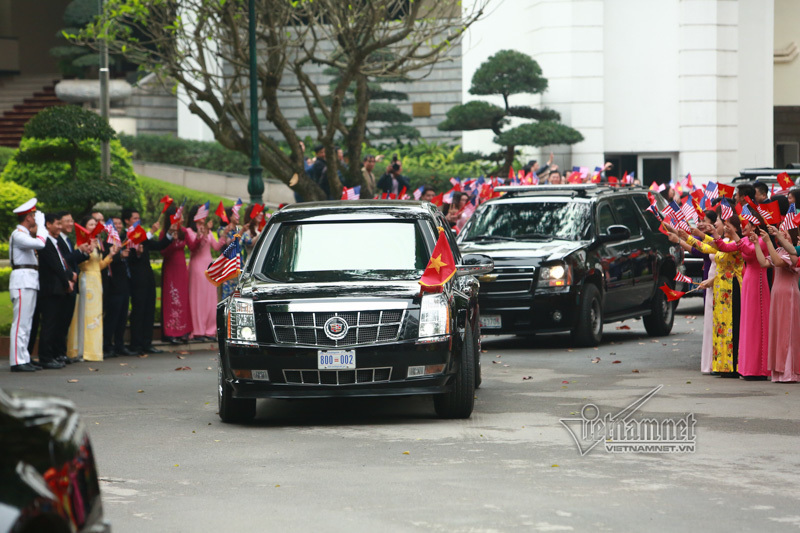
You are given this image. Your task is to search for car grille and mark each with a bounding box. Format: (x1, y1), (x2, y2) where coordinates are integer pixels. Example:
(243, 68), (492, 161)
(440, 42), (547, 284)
(269, 310), (404, 347)
(283, 367), (392, 385)
(480, 266), (535, 295)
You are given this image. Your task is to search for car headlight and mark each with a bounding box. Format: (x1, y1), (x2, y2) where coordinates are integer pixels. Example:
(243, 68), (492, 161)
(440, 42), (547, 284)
(228, 298), (256, 341)
(539, 263), (572, 287)
(418, 293), (450, 339)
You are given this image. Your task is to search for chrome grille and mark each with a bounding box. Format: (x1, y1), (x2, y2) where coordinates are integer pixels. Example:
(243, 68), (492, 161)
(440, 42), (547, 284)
(283, 367), (393, 385)
(269, 310), (404, 347)
(480, 266), (535, 295)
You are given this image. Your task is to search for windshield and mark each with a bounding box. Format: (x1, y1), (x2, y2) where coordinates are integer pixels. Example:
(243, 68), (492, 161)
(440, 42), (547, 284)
(462, 201), (592, 241)
(261, 221), (429, 282)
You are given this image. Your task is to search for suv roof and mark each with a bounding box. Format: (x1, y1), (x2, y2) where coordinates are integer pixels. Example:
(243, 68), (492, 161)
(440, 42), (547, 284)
(273, 200), (438, 222)
(492, 184), (648, 200)
(733, 168), (800, 183)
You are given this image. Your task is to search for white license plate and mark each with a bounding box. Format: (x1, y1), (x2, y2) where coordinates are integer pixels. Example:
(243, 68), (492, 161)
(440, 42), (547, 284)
(480, 315), (502, 329)
(318, 350), (356, 370)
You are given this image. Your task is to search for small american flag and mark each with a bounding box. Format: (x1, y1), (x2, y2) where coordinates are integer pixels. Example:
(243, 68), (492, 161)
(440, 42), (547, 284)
(232, 198), (243, 223)
(205, 236), (242, 287)
(344, 186), (361, 200)
(413, 186), (425, 200)
(645, 202), (663, 221)
(105, 221), (121, 246)
(780, 204), (798, 232)
(194, 201), (210, 222)
(171, 200), (186, 226)
(719, 197), (734, 220)
(704, 181), (719, 200)
(680, 201), (698, 223)
(740, 205), (760, 225)
(674, 272), (694, 285)
(667, 201), (691, 232)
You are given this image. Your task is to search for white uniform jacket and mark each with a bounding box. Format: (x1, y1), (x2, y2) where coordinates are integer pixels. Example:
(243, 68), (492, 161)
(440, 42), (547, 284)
(9, 225), (45, 291)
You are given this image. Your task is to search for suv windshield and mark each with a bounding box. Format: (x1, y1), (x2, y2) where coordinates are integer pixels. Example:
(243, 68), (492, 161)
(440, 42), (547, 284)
(262, 221), (429, 282)
(462, 201), (592, 241)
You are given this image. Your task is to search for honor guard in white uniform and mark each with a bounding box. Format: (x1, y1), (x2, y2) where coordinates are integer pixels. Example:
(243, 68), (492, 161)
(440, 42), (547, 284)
(9, 198), (45, 372)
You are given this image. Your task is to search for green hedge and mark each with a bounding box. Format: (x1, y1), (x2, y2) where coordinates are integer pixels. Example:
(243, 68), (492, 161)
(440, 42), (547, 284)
(0, 267), (9, 292)
(121, 134), (251, 175)
(0, 181), (38, 242)
(0, 146), (14, 173)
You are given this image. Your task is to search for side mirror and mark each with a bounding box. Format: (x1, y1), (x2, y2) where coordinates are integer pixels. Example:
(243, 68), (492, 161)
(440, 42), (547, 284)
(599, 225), (631, 243)
(456, 253), (494, 277)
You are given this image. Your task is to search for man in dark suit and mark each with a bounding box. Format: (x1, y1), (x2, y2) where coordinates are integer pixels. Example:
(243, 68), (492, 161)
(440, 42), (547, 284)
(123, 208), (171, 355)
(54, 211), (89, 364)
(38, 212), (75, 369)
(102, 216), (135, 358)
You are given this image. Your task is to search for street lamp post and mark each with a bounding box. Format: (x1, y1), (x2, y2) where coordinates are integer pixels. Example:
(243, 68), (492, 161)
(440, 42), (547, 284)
(99, 0), (110, 179)
(247, 0), (264, 205)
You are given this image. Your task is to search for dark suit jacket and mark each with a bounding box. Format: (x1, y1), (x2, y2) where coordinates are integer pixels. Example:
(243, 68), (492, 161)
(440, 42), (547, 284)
(102, 242), (130, 294)
(39, 238), (74, 296)
(376, 172), (411, 195)
(127, 234), (172, 284)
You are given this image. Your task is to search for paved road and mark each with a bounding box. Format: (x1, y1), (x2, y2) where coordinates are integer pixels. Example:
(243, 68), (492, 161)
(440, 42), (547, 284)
(2, 300), (799, 532)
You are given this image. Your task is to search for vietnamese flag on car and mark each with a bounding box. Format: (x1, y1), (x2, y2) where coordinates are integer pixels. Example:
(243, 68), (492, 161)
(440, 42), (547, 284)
(419, 228), (457, 289)
(659, 283), (685, 302)
(215, 201), (229, 224)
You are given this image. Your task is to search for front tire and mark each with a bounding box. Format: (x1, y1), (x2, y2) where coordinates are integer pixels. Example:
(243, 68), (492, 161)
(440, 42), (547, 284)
(643, 276), (675, 336)
(434, 323), (476, 419)
(218, 366), (256, 423)
(573, 283), (603, 347)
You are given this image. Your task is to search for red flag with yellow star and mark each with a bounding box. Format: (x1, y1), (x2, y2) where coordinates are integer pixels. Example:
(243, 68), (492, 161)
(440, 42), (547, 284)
(419, 228), (457, 288)
(659, 283), (685, 302)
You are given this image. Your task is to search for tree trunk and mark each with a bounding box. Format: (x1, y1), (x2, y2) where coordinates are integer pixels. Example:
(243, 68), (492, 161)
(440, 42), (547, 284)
(500, 145), (516, 177)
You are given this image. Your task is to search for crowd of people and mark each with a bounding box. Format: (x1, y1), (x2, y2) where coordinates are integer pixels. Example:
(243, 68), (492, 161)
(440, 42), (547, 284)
(7, 199), (268, 372)
(658, 179), (800, 383)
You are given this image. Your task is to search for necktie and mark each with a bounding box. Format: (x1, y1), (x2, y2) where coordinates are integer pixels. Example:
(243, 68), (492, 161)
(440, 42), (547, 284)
(55, 240), (68, 271)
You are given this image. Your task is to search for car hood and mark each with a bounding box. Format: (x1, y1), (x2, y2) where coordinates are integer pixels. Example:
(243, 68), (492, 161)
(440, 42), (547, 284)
(459, 239), (587, 265)
(241, 278), (423, 302)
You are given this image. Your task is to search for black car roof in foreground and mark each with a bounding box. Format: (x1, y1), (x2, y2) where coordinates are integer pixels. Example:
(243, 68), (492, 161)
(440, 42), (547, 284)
(490, 184), (648, 201)
(273, 200), (439, 222)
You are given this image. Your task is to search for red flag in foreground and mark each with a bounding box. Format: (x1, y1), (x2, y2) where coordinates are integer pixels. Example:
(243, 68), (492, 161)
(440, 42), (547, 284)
(215, 201), (229, 224)
(127, 224), (148, 245)
(90, 222), (105, 239)
(419, 228), (457, 289)
(160, 195), (174, 213)
(659, 283), (685, 302)
(74, 223), (91, 246)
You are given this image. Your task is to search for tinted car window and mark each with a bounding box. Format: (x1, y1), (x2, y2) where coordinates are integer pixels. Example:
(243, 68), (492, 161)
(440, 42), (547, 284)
(611, 197), (641, 236)
(262, 221), (428, 282)
(462, 201), (592, 241)
(597, 202), (616, 234)
(630, 194), (662, 232)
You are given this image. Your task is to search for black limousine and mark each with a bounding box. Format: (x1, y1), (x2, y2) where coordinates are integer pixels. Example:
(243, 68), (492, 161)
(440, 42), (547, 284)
(216, 201), (493, 422)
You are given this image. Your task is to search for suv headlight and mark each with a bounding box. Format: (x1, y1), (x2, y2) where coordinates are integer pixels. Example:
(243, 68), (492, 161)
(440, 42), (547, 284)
(539, 262), (572, 287)
(228, 298), (256, 341)
(418, 293), (450, 339)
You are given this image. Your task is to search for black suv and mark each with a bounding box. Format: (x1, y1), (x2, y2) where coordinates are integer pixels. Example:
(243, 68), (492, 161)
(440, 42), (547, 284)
(216, 201), (493, 423)
(457, 185), (682, 346)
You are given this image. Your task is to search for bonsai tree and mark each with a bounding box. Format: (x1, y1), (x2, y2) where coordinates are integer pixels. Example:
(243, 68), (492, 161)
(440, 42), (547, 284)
(438, 50), (583, 175)
(2, 105), (142, 217)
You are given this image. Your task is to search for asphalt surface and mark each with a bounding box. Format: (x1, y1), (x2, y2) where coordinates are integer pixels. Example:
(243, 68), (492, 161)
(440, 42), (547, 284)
(2, 299), (799, 532)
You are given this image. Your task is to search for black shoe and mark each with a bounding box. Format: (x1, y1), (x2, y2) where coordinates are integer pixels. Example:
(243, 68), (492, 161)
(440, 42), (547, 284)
(40, 360), (65, 370)
(180, 335), (189, 344)
(143, 346), (163, 354)
(56, 355), (69, 364)
(117, 347), (139, 356)
(29, 362), (42, 370)
(63, 357), (73, 365)
(105, 352), (119, 359)
(168, 338), (182, 345)
(10, 363), (37, 372)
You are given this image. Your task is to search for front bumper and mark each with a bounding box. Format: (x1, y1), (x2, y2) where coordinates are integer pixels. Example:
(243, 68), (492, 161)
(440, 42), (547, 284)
(223, 337), (456, 399)
(478, 286), (581, 335)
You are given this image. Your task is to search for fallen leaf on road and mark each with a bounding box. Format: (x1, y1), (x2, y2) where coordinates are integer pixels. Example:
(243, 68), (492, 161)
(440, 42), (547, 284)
(88, 367), (99, 372)
(522, 376), (533, 380)
(481, 350), (487, 353)
(175, 366), (191, 371)
(137, 389), (144, 393)
(567, 349), (573, 352)
(177, 355), (186, 360)
(631, 369), (639, 373)
(275, 484), (280, 487)
(616, 325), (631, 330)
(174, 464), (179, 467)
(119, 363), (128, 366)
(552, 464), (559, 467)
(492, 360), (501, 364)
(67, 379), (79, 383)
(178, 351), (190, 355)
(503, 364), (509, 367)
(138, 354), (148, 358)
(206, 367), (213, 370)
(638, 342), (645, 345)
(562, 380), (570, 384)
(612, 360), (621, 364)
(591, 357), (600, 363)
(402, 451), (410, 455)
(686, 381), (691, 384)
(495, 355), (501, 358)
(610, 352), (616, 356)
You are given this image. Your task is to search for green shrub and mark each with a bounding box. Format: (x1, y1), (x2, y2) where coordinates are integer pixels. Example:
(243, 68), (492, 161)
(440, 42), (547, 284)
(0, 243), (8, 259)
(0, 181), (38, 241)
(24, 104), (115, 142)
(120, 134), (251, 175)
(0, 323), (10, 337)
(0, 147), (14, 173)
(2, 138), (143, 217)
(0, 267), (10, 292)
(136, 174), (228, 224)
